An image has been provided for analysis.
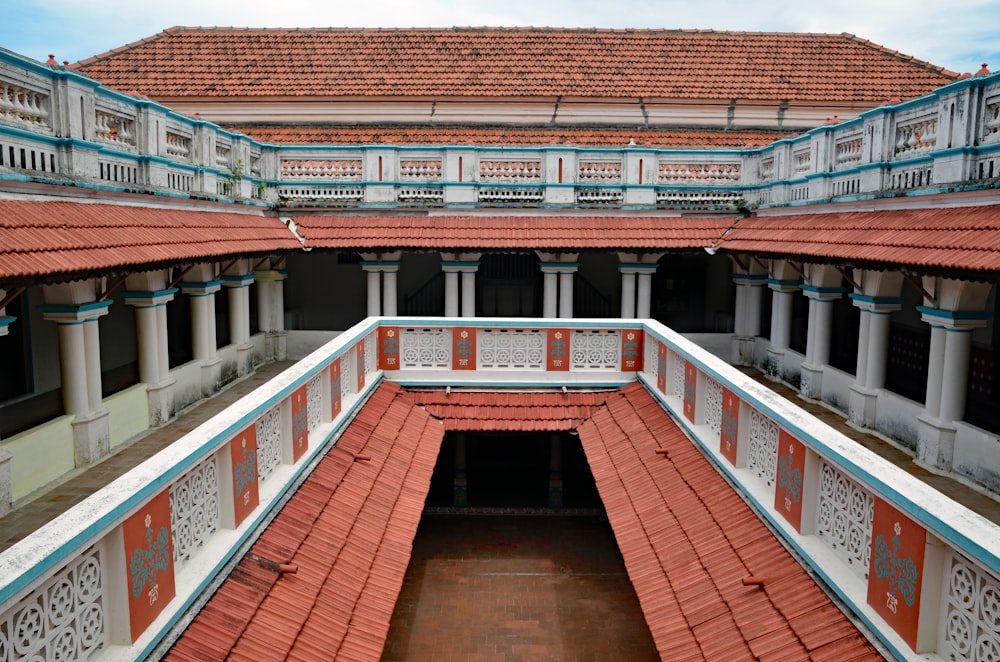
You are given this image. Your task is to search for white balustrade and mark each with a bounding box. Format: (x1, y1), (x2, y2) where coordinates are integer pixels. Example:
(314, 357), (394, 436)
(894, 117), (938, 158)
(164, 132), (191, 159)
(578, 160), (622, 184)
(984, 98), (1000, 145)
(942, 550), (1000, 661)
(746, 407), (779, 486)
(657, 162), (740, 183)
(95, 111), (135, 149)
(478, 328), (545, 369)
(835, 136), (863, 166)
(280, 158), (362, 180)
(793, 148), (812, 173)
(569, 329), (619, 370)
(672, 357), (685, 399)
(704, 376), (723, 438)
(255, 405), (282, 481)
(479, 160), (542, 182)
(169, 455), (220, 569)
(816, 459), (874, 580)
(0, 83), (50, 129)
(398, 159), (442, 181)
(400, 328), (451, 368)
(306, 374), (322, 431)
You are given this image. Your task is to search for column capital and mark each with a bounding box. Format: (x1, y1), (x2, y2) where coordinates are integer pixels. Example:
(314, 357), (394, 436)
(801, 284), (846, 302)
(38, 300), (112, 324)
(539, 261), (579, 274)
(254, 269), (287, 283)
(441, 260), (480, 273)
(360, 260), (400, 273)
(221, 274), (255, 288)
(0, 316), (16, 333)
(121, 288), (178, 308)
(618, 263), (658, 275)
(849, 293), (904, 314)
(731, 273), (767, 286)
(917, 306), (991, 330)
(766, 278), (801, 293)
(179, 280), (223, 296)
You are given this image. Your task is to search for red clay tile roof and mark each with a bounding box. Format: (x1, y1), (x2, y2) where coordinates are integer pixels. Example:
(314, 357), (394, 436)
(232, 124), (791, 148)
(716, 205), (1000, 271)
(409, 390), (608, 431)
(165, 381), (445, 661)
(293, 213), (736, 251)
(0, 201), (301, 282)
(577, 382), (884, 660)
(73, 27), (957, 103)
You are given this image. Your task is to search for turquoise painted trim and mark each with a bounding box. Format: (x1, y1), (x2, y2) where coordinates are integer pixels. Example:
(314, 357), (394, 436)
(538, 262), (581, 270)
(618, 263), (658, 271)
(766, 279), (801, 287)
(0, 124), (63, 147)
(380, 316), (644, 330)
(638, 321), (1000, 578)
(179, 280), (224, 290)
(916, 306), (992, 322)
(37, 300), (113, 314)
(221, 275), (255, 286)
(731, 274), (767, 282)
(0, 316), (16, 327)
(440, 261), (480, 268)
(848, 294), (906, 305)
(121, 288), (180, 300)
(360, 260), (401, 268)
(633, 371), (910, 661)
(800, 284), (847, 295)
(393, 379), (633, 389)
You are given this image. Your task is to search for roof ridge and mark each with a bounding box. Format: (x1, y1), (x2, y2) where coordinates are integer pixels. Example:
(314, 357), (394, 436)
(841, 32), (960, 78)
(71, 27), (181, 68)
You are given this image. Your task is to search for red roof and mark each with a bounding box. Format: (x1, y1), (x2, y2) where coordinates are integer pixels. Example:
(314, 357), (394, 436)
(409, 390), (608, 431)
(73, 27), (956, 102)
(577, 382), (884, 660)
(0, 201), (301, 281)
(293, 213), (736, 251)
(165, 382), (445, 661)
(717, 205), (1000, 271)
(168, 382), (882, 660)
(234, 124), (790, 148)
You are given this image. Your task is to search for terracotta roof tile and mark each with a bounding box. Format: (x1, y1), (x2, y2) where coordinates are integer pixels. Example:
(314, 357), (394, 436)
(293, 213), (735, 251)
(717, 205), (1000, 272)
(73, 27), (956, 103)
(232, 124), (791, 148)
(0, 201), (301, 282)
(576, 381), (883, 660)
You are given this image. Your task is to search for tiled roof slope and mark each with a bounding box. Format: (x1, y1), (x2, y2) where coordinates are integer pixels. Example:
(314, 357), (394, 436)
(409, 390), (608, 431)
(293, 214), (736, 250)
(717, 205), (1000, 271)
(233, 124), (790, 148)
(577, 382), (884, 660)
(0, 201), (300, 281)
(165, 381), (445, 661)
(73, 27), (957, 102)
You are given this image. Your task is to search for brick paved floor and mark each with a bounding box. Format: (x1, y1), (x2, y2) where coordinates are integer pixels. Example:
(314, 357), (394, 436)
(382, 513), (659, 662)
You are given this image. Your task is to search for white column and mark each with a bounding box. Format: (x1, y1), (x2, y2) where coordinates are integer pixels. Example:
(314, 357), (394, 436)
(636, 271), (653, 319)
(383, 264), (399, 317)
(461, 270), (475, 317)
(855, 311), (871, 387)
(732, 280), (746, 336)
(190, 294), (212, 361)
(745, 281), (763, 338)
(923, 325), (947, 419)
(365, 269), (381, 317)
(939, 329), (974, 422)
(768, 287), (797, 350)
(559, 270), (574, 319)
(133, 305), (160, 385)
(227, 284), (248, 346)
(123, 289), (177, 426)
(256, 276), (273, 332)
(156, 304), (170, 380)
(272, 277), (285, 332)
(812, 299), (833, 366)
(444, 269), (460, 317)
(83, 319), (103, 412)
(56, 322), (89, 416)
(865, 312), (891, 390)
(542, 269), (559, 318)
(620, 270), (636, 318)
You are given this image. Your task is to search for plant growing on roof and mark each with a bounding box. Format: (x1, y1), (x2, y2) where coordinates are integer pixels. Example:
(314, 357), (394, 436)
(222, 159), (245, 196)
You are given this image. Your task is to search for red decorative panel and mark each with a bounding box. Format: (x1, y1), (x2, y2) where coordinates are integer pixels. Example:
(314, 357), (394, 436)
(330, 358), (342, 419)
(546, 328), (570, 371)
(230, 424), (259, 527)
(453, 328), (476, 370)
(123, 489), (175, 642)
(683, 360), (697, 422)
(720, 387), (739, 465)
(774, 431), (805, 531)
(291, 385), (308, 463)
(621, 329), (643, 371)
(867, 499), (926, 650)
(356, 339), (365, 391)
(657, 342), (667, 393)
(378, 326), (400, 369)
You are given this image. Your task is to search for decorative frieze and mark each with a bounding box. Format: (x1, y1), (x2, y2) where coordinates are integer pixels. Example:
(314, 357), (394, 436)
(278, 186), (364, 202)
(397, 187), (444, 203)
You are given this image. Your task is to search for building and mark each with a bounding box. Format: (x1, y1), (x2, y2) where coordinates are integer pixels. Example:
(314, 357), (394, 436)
(0, 27), (999, 661)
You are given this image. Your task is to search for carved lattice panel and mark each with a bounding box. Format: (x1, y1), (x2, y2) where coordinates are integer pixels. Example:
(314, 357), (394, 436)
(478, 329), (545, 369)
(365, 330), (377, 375)
(401, 328), (451, 368)
(306, 374), (322, 431)
(341, 356), (353, 400)
(704, 376), (723, 437)
(815, 460), (874, 580)
(169, 455), (220, 568)
(0, 546), (106, 661)
(255, 405), (282, 481)
(942, 551), (1000, 661)
(746, 408), (779, 486)
(672, 357), (685, 399)
(570, 330), (619, 369)
(645, 337), (658, 381)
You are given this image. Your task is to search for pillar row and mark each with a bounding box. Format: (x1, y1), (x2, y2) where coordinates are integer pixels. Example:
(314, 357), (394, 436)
(847, 294), (904, 428)
(799, 285), (845, 399)
(122, 289), (178, 426)
(441, 260), (480, 318)
(180, 280), (223, 397)
(619, 264), (657, 319)
(765, 279), (800, 378)
(540, 262), (579, 319)
(361, 261), (400, 318)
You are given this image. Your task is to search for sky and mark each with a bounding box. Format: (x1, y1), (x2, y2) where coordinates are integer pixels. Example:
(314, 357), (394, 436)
(2, 0), (998, 75)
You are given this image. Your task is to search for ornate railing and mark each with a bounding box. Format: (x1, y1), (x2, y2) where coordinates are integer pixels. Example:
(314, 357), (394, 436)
(2, 50), (1000, 211)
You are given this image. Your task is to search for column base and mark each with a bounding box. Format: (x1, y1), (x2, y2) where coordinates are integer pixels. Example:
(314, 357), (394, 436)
(764, 347), (785, 379)
(266, 331), (288, 362)
(732, 336), (757, 365)
(917, 414), (957, 471)
(147, 379), (176, 427)
(0, 448), (13, 517)
(72, 408), (111, 468)
(848, 384), (878, 428)
(237, 342), (256, 377)
(201, 357), (223, 398)
(799, 362), (825, 399)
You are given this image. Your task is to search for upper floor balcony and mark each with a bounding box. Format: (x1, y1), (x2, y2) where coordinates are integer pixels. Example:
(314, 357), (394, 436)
(2, 49), (1000, 212)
